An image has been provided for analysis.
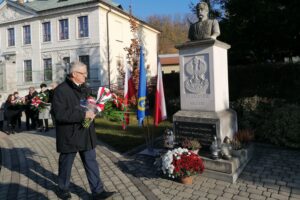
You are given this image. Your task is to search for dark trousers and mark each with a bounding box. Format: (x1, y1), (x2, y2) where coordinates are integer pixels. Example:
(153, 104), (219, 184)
(58, 148), (103, 194)
(0, 121), (3, 130)
(17, 113), (21, 128)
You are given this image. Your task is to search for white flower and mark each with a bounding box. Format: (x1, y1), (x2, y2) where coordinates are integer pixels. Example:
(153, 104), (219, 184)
(161, 147), (189, 178)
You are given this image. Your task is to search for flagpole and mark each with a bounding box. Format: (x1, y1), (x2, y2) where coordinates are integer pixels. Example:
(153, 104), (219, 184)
(146, 115), (153, 152)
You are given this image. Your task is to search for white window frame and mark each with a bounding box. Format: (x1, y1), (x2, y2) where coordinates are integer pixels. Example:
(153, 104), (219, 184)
(23, 25), (31, 45)
(59, 18), (69, 40)
(42, 21), (51, 42)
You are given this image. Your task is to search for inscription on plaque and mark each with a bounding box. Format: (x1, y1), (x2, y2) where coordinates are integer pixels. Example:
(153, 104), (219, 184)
(174, 121), (216, 147)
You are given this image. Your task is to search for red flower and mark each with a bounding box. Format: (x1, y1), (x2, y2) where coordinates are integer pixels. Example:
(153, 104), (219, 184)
(172, 151), (205, 178)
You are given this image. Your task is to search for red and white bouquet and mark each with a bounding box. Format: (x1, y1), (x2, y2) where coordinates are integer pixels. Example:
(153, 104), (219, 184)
(80, 87), (124, 128)
(31, 93), (49, 111)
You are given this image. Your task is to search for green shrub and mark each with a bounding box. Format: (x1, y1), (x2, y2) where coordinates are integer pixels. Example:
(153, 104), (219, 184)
(259, 104), (300, 148)
(232, 96), (300, 148)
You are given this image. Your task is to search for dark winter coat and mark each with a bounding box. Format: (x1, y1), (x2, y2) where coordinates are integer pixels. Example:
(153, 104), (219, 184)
(52, 76), (97, 153)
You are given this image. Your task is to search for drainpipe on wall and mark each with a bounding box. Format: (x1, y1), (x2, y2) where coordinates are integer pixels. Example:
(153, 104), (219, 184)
(106, 8), (112, 89)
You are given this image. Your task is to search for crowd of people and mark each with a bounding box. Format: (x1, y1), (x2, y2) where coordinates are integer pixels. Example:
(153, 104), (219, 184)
(0, 83), (57, 135)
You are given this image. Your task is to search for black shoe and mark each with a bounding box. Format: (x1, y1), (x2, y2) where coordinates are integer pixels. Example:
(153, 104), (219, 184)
(56, 188), (71, 200)
(92, 191), (116, 200)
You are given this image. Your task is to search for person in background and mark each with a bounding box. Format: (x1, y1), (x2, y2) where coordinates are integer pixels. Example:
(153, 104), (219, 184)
(52, 61), (116, 200)
(38, 83), (51, 132)
(4, 94), (18, 134)
(49, 82), (58, 128)
(13, 91), (23, 130)
(0, 94), (5, 132)
(25, 87), (38, 130)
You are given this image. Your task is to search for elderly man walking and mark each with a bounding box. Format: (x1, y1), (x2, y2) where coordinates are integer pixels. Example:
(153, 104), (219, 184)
(52, 61), (116, 199)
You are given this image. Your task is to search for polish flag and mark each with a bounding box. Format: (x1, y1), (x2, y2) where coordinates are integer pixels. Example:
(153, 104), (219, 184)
(154, 61), (167, 126)
(123, 58), (136, 129)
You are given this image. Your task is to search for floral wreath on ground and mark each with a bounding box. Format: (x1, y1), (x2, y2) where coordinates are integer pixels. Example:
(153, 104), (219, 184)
(161, 147), (205, 179)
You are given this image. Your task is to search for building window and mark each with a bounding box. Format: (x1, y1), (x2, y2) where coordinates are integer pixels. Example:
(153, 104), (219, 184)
(42, 22), (51, 42)
(63, 57), (70, 74)
(78, 16), (89, 38)
(44, 58), (52, 81)
(7, 28), (15, 46)
(24, 60), (32, 82)
(79, 55), (90, 79)
(23, 25), (31, 45)
(59, 19), (69, 40)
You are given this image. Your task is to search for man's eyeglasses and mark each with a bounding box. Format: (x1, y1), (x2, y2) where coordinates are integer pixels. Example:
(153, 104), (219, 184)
(75, 71), (87, 76)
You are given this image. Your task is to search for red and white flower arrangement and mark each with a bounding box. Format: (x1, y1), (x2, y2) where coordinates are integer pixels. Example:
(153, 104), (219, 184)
(31, 93), (49, 111)
(80, 87), (125, 128)
(162, 147), (205, 179)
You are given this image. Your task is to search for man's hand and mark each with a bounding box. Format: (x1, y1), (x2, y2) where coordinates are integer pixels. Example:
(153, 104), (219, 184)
(85, 111), (96, 120)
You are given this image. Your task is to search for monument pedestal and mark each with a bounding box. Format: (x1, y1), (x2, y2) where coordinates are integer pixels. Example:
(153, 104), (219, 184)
(173, 110), (237, 147)
(173, 39), (252, 183)
(201, 144), (254, 183)
(174, 39), (237, 146)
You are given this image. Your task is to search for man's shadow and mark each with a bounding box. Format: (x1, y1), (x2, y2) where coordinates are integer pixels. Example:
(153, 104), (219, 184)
(0, 147), (90, 199)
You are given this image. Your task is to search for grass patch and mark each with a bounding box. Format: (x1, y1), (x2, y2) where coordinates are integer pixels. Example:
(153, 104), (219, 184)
(95, 115), (172, 153)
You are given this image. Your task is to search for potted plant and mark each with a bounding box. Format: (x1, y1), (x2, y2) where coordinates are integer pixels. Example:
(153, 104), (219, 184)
(161, 147), (205, 184)
(234, 129), (254, 146)
(230, 137), (244, 157)
(180, 138), (202, 154)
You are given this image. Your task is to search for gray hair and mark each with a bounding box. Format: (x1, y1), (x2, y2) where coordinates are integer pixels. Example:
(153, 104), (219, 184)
(197, 2), (209, 11)
(69, 61), (87, 74)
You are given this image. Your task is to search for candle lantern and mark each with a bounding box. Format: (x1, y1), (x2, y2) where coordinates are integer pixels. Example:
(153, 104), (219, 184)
(164, 128), (175, 149)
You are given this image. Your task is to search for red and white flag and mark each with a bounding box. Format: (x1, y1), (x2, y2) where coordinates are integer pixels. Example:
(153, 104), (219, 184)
(123, 58), (136, 129)
(154, 61), (167, 126)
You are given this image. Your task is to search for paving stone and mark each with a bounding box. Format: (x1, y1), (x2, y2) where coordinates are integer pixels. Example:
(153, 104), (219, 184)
(249, 193), (267, 200)
(290, 198), (300, 200)
(224, 188), (239, 195)
(216, 197), (231, 200)
(206, 193), (218, 200)
(262, 191), (271, 197)
(238, 191), (249, 198)
(278, 190), (290, 197)
(222, 192), (234, 199)
(247, 188), (263, 195)
(177, 191), (192, 199)
(270, 193), (289, 200)
(232, 195), (249, 200)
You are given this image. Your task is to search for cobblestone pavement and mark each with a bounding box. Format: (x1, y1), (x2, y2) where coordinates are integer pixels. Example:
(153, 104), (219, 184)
(0, 129), (300, 200)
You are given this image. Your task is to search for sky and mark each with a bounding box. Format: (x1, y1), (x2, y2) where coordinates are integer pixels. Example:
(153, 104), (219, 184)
(0, 0), (197, 20)
(116, 0), (198, 20)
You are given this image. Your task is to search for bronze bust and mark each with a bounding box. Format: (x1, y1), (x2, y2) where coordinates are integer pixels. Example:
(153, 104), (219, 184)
(188, 2), (220, 41)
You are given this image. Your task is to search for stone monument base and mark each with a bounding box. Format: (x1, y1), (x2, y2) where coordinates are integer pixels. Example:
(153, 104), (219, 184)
(201, 144), (254, 183)
(173, 109), (237, 147)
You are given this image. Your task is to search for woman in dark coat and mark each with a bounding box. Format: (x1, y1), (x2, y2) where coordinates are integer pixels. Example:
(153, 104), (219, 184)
(4, 94), (19, 134)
